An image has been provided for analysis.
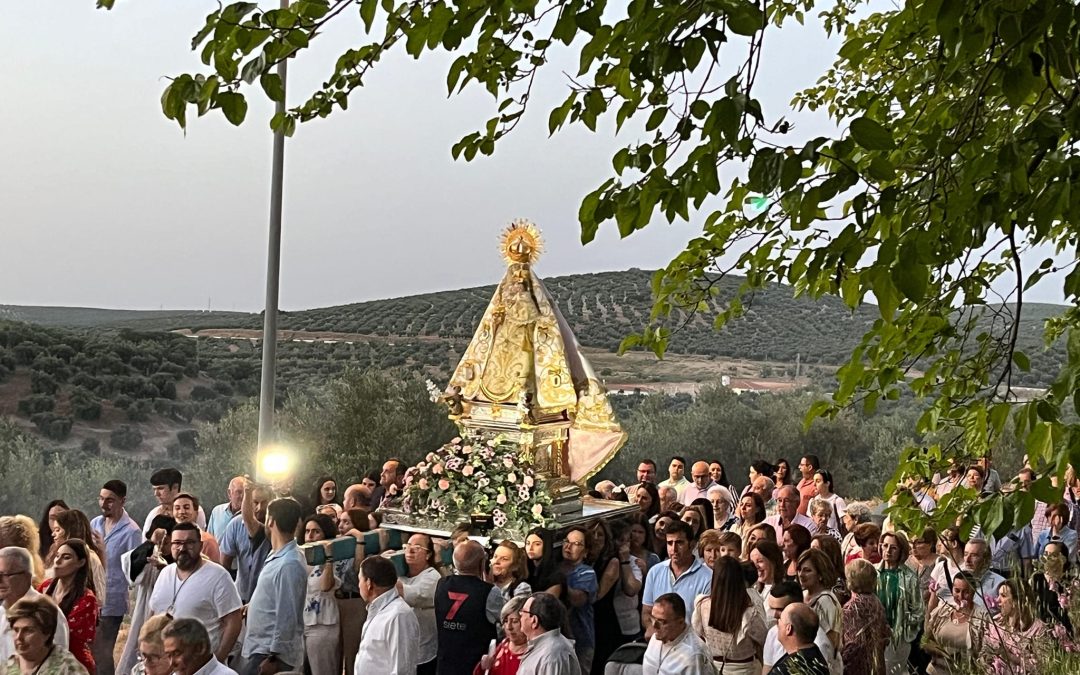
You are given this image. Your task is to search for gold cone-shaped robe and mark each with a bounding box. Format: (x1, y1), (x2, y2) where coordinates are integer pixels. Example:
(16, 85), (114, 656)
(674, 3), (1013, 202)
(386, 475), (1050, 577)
(449, 262), (626, 484)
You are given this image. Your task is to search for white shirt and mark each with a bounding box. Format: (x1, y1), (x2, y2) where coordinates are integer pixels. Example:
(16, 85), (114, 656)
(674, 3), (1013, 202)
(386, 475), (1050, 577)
(191, 656), (238, 675)
(0, 588), (69, 663)
(642, 626), (713, 675)
(354, 589), (419, 675)
(398, 567), (441, 665)
(148, 561), (242, 651)
(763, 624), (840, 675)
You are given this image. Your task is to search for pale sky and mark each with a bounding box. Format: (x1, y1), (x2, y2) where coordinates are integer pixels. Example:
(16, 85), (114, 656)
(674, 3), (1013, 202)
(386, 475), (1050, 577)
(1, 2), (1068, 312)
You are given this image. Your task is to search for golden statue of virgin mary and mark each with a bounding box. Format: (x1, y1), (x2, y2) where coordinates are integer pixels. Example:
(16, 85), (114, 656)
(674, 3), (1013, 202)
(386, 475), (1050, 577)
(446, 220), (626, 485)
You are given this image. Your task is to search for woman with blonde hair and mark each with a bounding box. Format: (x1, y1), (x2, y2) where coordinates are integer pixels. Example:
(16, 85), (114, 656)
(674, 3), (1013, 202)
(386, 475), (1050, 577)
(797, 547), (844, 667)
(742, 522), (776, 560)
(132, 614), (172, 675)
(0, 515), (47, 586)
(842, 559), (890, 674)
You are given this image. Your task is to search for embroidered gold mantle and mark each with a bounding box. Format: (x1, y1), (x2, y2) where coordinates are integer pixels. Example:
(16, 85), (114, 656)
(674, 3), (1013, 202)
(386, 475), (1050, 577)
(446, 221), (626, 484)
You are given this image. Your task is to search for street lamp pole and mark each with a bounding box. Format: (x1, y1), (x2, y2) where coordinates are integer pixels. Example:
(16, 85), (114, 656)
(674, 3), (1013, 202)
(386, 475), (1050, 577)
(255, 0), (289, 481)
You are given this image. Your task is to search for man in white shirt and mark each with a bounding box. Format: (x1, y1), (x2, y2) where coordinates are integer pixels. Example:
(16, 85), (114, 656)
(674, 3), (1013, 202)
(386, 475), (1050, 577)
(641, 593), (713, 675)
(681, 461), (719, 504)
(766, 486), (818, 538)
(762, 582), (839, 675)
(0, 547), (69, 662)
(518, 592), (580, 675)
(163, 617), (238, 675)
(354, 555), (418, 675)
(657, 456), (691, 500)
(148, 523), (242, 662)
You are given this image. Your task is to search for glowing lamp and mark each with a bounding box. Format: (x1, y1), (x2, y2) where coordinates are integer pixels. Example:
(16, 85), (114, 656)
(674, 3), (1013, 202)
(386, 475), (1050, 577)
(256, 443), (296, 484)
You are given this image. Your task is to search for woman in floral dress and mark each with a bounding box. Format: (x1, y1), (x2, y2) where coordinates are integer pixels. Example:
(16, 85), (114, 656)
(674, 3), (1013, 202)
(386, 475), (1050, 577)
(842, 559), (890, 675)
(38, 539), (96, 675)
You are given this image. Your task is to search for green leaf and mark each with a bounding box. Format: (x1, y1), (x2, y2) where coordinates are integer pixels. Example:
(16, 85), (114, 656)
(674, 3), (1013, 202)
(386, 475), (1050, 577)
(747, 149), (782, 194)
(726, 2), (765, 36)
(218, 92), (248, 126)
(892, 242), (928, 302)
(1012, 351), (1030, 372)
(360, 0), (378, 30)
(850, 117), (896, 150)
(260, 72), (285, 103)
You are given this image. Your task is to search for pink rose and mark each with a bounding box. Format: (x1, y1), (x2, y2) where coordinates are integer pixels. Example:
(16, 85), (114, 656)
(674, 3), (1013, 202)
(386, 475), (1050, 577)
(432, 463), (444, 475)
(503, 457), (514, 468)
(451, 437), (462, 444)
(462, 465), (474, 476)
(497, 493), (507, 505)
(524, 475), (535, 487)
(418, 478), (429, 490)
(438, 479), (450, 491)
(507, 473), (517, 484)
(462, 445), (473, 454)
(531, 504), (544, 517)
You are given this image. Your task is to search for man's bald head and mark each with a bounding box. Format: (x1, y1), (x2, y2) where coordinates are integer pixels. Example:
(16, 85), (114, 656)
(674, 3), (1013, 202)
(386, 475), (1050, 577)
(342, 484), (371, 510)
(781, 603), (819, 645)
(691, 461), (712, 488)
(452, 540), (488, 576)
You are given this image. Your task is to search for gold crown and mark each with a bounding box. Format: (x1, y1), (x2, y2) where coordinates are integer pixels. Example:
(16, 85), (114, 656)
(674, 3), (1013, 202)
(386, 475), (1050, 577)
(500, 219), (544, 266)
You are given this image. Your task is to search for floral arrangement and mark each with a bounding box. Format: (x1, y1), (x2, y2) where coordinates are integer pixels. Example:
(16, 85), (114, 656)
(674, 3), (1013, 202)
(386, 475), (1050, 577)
(402, 434), (554, 535)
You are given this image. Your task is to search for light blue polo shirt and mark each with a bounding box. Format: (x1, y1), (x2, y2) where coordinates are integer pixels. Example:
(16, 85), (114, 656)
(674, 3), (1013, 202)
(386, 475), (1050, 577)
(641, 556), (713, 621)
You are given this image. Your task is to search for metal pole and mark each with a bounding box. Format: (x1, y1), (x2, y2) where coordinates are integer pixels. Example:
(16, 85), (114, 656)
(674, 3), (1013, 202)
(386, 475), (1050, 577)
(256, 0), (289, 480)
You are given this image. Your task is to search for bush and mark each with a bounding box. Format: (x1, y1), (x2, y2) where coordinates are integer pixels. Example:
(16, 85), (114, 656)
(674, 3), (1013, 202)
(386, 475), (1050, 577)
(212, 381), (234, 396)
(80, 437), (101, 456)
(177, 429), (198, 448)
(30, 371), (59, 395)
(30, 413), (72, 441)
(127, 400), (153, 422)
(13, 341), (43, 365)
(18, 395), (55, 416)
(190, 385), (218, 401)
(72, 397), (102, 421)
(109, 425), (142, 451)
(113, 394), (133, 409)
(31, 356), (70, 381)
(150, 373), (178, 399)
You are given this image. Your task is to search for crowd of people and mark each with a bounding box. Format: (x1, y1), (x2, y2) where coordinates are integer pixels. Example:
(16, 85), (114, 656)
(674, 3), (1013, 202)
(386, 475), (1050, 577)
(0, 452), (1078, 675)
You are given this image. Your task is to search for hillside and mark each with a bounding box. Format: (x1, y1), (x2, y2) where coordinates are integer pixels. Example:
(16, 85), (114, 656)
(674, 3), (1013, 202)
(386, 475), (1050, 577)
(0, 269), (1067, 453)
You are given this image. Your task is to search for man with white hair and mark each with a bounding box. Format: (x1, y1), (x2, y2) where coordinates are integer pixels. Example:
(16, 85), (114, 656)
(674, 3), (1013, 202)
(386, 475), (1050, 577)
(594, 480), (617, 500)
(765, 486), (818, 539)
(658, 486), (682, 514)
(207, 476), (246, 542)
(0, 547), (69, 662)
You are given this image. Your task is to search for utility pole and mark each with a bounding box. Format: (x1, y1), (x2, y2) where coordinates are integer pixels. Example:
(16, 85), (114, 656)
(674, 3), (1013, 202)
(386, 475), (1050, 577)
(255, 0), (289, 481)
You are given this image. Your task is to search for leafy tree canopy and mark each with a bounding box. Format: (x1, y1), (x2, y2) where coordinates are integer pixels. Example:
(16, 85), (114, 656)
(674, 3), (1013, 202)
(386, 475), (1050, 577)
(96, 0), (1080, 539)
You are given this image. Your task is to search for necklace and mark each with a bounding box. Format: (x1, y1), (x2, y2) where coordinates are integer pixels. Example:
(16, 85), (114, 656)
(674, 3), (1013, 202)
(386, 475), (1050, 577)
(24, 646), (54, 675)
(168, 565), (199, 616)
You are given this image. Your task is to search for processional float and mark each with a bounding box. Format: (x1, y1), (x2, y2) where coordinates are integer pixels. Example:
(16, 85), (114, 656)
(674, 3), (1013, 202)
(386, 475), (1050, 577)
(381, 221), (636, 539)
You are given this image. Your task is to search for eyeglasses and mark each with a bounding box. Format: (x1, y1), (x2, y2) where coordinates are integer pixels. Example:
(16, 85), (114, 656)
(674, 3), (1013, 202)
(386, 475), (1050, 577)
(0, 571), (28, 581)
(564, 541), (586, 549)
(137, 653), (167, 664)
(170, 540), (200, 548)
(405, 544), (430, 552)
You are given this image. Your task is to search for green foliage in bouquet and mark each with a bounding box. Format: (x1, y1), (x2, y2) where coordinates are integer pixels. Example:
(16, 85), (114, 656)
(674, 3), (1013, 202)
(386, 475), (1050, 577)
(403, 435), (554, 534)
